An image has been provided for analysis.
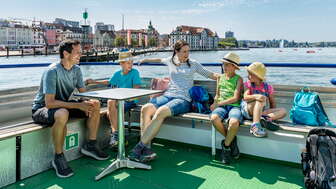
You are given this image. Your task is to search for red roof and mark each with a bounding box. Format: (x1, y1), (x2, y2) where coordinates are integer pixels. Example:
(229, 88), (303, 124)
(175, 25), (217, 37)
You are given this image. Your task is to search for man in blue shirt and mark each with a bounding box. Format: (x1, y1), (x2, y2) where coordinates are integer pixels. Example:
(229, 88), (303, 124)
(32, 40), (109, 178)
(86, 52), (141, 148)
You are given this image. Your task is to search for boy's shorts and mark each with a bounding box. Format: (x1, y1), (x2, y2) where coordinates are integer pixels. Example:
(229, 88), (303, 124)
(211, 105), (243, 123)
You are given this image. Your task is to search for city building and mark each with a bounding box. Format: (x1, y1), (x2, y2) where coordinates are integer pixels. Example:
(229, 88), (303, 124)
(54, 18), (80, 28)
(225, 31), (234, 38)
(146, 21), (159, 46)
(169, 25), (219, 49)
(0, 23), (34, 48)
(158, 34), (169, 48)
(32, 27), (45, 46)
(95, 22), (114, 32)
(94, 30), (115, 49)
(115, 29), (147, 47)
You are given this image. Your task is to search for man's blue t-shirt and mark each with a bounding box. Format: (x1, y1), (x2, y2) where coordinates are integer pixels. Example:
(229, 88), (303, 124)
(109, 68), (141, 88)
(32, 63), (85, 110)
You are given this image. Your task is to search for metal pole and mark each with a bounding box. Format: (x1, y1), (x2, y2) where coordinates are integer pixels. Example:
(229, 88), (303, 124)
(117, 100), (125, 159)
(6, 46), (9, 58)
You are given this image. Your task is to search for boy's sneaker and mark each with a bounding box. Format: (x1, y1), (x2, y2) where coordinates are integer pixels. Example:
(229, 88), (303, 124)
(230, 136), (240, 159)
(109, 132), (119, 148)
(128, 145), (151, 163)
(51, 153), (74, 178)
(260, 118), (280, 131)
(250, 123), (267, 138)
(109, 132), (128, 149)
(221, 140), (232, 164)
(81, 143), (110, 161)
(142, 146), (157, 161)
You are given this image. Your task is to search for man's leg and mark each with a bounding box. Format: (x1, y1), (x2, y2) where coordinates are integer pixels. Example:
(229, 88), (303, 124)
(81, 100), (109, 160)
(52, 108), (69, 154)
(51, 108), (74, 178)
(86, 99), (101, 140)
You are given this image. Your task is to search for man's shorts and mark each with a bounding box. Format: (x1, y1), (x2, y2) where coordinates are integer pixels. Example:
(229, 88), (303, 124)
(32, 107), (87, 127)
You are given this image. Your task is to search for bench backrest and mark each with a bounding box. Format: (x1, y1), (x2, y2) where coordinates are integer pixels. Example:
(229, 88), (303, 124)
(1, 78), (336, 125)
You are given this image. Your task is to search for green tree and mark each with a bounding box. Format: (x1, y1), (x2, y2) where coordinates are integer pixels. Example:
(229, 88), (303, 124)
(115, 37), (125, 47)
(219, 37), (238, 48)
(148, 37), (157, 47)
(131, 38), (138, 47)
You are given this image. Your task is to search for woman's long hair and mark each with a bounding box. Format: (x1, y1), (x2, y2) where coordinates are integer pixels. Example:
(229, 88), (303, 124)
(172, 40), (190, 67)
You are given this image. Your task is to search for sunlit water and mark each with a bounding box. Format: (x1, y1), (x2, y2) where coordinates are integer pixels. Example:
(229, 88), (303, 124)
(0, 48), (335, 90)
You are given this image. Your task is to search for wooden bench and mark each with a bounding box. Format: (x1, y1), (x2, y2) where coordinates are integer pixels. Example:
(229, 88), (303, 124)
(126, 104), (336, 159)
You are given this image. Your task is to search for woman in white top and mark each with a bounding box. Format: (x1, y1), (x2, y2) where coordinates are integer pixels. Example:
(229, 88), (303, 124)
(128, 40), (220, 162)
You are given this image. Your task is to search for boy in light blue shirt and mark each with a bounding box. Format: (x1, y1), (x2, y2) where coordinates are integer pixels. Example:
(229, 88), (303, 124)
(86, 52), (141, 148)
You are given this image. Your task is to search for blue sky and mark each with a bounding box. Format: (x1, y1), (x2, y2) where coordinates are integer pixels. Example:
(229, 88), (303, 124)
(1, 0), (335, 42)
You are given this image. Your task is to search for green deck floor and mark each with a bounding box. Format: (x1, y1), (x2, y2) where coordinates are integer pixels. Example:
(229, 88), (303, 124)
(5, 139), (304, 189)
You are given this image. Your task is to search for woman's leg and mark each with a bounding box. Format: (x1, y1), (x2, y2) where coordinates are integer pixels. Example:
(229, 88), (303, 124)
(141, 106), (172, 144)
(140, 103), (157, 136)
(141, 98), (190, 145)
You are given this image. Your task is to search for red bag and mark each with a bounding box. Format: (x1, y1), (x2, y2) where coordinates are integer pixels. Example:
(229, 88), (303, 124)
(150, 77), (170, 98)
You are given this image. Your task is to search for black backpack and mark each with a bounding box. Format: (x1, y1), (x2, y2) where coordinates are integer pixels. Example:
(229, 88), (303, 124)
(302, 128), (336, 189)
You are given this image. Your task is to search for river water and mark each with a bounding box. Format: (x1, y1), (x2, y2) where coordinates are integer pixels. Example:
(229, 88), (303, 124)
(0, 48), (335, 90)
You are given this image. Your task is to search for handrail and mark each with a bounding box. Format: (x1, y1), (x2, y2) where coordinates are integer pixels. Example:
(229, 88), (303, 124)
(1, 62), (336, 68)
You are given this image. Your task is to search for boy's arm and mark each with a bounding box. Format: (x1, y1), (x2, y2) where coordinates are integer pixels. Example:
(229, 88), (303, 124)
(243, 83), (267, 102)
(85, 79), (109, 85)
(217, 77), (243, 106)
(215, 77), (220, 101)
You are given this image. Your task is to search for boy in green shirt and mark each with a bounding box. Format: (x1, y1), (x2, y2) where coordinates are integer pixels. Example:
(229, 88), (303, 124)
(210, 52), (243, 164)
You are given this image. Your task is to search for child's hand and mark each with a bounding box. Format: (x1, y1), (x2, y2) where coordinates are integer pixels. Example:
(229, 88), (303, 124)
(85, 79), (94, 85)
(214, 95), (218, 101)
(255, 94), (266, 102)
(210, 103), (218, 111)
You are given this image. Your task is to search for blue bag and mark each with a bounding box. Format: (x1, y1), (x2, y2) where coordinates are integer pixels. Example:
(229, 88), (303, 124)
(189, 86), (214, 114)
(290, 87), (334, 127)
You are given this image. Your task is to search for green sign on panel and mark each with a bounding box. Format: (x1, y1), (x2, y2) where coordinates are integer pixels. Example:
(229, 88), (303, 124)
(65, 133), (79, 150)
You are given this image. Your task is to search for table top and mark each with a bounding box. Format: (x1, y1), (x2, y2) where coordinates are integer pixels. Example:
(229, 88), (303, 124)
(74, 88), (163, 100)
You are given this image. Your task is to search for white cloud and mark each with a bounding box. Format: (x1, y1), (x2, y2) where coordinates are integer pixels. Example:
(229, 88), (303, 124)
(198, 0), (273, 8)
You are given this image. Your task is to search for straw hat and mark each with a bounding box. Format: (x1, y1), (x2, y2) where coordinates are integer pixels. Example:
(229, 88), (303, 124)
(220, 52), (240, 70)
(247, 62), (266, 81)
(117, 52), (133, 62)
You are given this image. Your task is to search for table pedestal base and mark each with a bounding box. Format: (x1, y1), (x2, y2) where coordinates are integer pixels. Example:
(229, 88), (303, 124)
(95, 158), (151, 181)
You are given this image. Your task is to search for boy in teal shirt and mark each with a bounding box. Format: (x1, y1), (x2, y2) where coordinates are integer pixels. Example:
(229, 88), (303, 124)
(86, 52), (141, 148)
